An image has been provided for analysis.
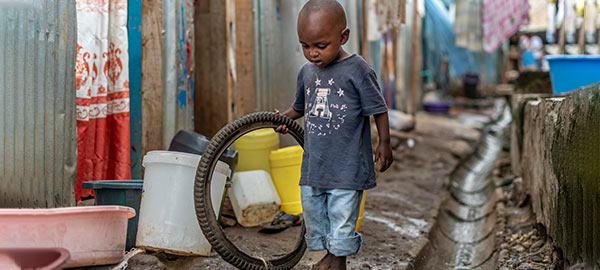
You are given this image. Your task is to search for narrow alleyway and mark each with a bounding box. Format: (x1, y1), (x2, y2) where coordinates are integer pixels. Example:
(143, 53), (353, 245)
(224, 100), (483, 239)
(2, 0), (600, 269)
(123, 99), (509, 270)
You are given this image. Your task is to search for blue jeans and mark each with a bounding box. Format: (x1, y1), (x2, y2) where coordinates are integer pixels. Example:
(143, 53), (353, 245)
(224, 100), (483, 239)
(300, 186), (363, 256)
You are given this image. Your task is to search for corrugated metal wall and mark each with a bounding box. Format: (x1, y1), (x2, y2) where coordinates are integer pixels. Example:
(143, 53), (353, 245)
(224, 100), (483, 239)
(163, 0), (194, 148)
(253, 0), (362, 111)
(0, 0), (77, 207)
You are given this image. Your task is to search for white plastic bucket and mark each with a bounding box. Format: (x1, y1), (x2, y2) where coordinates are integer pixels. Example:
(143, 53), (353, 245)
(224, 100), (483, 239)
(228, 170), (281, 227)
(136, 151), (230, 256)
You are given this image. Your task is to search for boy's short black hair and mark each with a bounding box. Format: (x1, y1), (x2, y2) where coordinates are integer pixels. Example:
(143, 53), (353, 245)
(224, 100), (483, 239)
(298, 0), (347, 30)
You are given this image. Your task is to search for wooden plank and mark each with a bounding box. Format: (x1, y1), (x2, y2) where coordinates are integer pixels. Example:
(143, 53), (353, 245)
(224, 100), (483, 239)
(234, 0), (256, 118)
(391, 27), (398, 109)
(141, 0), (164, 155)
(410, 0), (419, 117)
(361, 0), (369, 61)
(194, 0), (233, 137)
(399, 0), (406, 24)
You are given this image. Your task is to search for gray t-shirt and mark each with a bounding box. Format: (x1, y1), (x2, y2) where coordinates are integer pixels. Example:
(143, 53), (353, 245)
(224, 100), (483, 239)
(293, 54), (388, 190)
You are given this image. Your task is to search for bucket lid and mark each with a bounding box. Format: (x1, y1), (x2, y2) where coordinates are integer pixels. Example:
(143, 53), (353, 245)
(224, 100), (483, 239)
(168, 130), (239, 165)
(82, 180), (143, 190)
(269, 145), (303, 168)
(142, 151), (230, 176)
(234, 128), (279, 150)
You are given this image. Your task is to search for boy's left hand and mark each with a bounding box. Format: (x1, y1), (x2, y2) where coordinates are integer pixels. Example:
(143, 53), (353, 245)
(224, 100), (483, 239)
(375, 142), (393, 172)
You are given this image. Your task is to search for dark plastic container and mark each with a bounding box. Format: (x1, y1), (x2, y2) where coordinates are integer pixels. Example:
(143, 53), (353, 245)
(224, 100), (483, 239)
(423, 101), (451, 114)
(463, 73), (479, 98)
(168, 130), (239, 172)
(82, 180), (143, 250)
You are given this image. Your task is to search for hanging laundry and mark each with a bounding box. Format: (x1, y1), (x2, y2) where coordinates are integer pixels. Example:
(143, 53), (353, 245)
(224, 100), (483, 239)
(453, 0), (483, 51)
(482, 0), (530, 52)
(367, 0), (406, 41)
(75, 0), (131, 202)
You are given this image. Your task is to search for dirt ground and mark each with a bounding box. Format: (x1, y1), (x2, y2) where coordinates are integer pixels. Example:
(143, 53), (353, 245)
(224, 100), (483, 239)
(123, 110), (491, 270)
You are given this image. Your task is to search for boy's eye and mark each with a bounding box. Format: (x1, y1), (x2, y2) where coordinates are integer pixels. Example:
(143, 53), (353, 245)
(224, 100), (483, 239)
(301, 44), (309, 49)
(317, 44), (328, 49)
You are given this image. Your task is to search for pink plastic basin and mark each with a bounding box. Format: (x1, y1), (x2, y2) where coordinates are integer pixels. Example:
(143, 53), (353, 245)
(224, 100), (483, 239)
(0, 206), (135, 268)
(0, 247), (70, 270)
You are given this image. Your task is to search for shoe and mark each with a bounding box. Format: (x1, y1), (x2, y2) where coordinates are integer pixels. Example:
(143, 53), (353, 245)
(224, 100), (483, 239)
(258, 212), (302, 233)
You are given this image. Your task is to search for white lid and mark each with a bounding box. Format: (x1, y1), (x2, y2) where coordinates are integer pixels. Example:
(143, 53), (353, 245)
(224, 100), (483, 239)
(143, 151), (230, 176)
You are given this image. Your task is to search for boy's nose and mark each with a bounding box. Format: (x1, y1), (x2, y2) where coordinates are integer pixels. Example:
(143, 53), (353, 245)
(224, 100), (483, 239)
(309, 49), (319, 58)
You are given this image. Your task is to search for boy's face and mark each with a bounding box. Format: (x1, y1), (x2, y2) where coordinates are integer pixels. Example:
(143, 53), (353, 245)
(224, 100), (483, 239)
(298, 12), (349, 68)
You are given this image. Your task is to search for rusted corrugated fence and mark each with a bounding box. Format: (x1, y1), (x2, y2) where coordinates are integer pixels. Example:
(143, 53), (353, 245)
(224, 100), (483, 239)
(0, 0), (77, 207)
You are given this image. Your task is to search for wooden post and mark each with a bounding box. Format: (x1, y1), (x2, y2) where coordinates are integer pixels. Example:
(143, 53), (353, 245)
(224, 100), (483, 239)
(480, 51), (486, 86)
(141, 0), (164, 155)
(391, 27), (398, 109)
(234, 0), (256, 117)
(410, 0), (419, 117)
(399, 0), (406, 24)
(383, 31), (391, 107)
(194, 0), (234, 137)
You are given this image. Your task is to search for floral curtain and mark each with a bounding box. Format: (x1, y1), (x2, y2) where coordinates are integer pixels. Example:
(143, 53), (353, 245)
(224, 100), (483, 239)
(75, 0), (131, 201)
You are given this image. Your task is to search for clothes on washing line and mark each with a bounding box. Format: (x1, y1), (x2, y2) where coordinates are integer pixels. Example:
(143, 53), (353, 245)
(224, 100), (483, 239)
(482, 0), (530, 52)
(367, 0), (406, 41)
(453, 0), (483, 51)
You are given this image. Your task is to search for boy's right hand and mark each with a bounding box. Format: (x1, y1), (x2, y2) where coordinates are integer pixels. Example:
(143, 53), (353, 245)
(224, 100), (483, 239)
(275, 125), (289, 134)
(273, 109), (289, 134)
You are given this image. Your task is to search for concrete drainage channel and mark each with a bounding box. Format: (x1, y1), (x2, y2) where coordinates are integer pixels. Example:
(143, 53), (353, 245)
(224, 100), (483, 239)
(413, 105), (512, 270)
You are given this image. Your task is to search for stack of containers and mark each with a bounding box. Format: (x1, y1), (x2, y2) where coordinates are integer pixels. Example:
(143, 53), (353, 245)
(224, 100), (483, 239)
(230, 129), (282, 227)
(232, 129), (366, 231)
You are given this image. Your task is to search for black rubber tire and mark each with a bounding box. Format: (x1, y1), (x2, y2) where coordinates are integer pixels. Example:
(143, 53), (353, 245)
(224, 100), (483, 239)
(194, 112), (306, 270)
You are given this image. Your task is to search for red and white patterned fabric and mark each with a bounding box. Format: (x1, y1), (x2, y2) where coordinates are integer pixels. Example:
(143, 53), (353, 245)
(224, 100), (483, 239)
(482, 0), (530, 52)
(75, 0), (131, 201)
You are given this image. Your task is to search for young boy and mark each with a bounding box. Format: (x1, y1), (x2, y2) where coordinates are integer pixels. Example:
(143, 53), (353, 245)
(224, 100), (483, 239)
(275, 0), (393, 269)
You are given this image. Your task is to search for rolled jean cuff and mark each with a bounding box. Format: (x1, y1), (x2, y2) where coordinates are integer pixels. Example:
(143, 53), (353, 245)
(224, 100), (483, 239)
(327, 233), (362, 256)
(305, 235), (327, 251)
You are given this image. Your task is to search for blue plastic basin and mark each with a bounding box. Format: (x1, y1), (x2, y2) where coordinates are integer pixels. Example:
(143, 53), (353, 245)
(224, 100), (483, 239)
(545, 55), (600, 95)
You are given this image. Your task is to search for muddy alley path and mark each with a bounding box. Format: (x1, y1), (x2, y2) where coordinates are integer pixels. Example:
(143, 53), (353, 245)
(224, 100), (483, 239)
(123, 107), (496, 270)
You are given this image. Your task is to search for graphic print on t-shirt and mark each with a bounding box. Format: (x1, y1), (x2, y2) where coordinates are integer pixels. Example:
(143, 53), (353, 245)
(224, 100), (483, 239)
(309, 88), (332, 119)
(306, 75), (348, 137)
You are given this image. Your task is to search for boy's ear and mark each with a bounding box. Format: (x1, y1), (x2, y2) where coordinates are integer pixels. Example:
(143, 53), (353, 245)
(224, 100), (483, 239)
(340, 28), (350, 45)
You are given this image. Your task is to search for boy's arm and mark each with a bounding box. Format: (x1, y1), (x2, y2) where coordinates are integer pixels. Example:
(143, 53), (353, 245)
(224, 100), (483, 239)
(274, 107), (303, 134)
(373, 112), (393, 172)
(280, 107), (303, 120)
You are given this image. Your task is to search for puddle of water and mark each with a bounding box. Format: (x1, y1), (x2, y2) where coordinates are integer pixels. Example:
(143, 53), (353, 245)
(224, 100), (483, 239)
(370, 192), (426, 211)
(365, 215), (423, 238)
